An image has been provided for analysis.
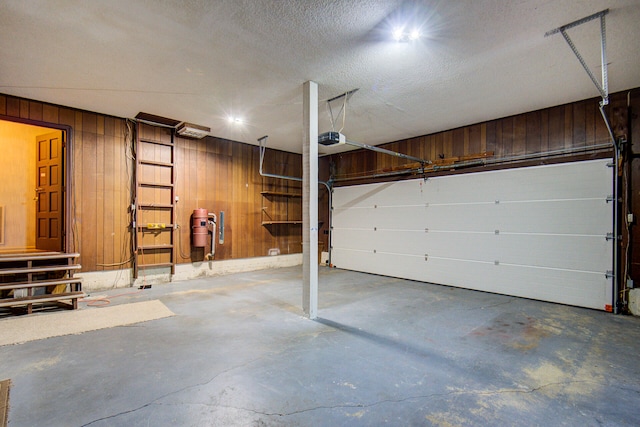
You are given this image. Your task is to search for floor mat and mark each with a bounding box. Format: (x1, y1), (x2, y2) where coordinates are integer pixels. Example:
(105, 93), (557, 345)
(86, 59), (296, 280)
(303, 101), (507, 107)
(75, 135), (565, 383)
(0, 300), (174, 346)
(0, 379), (9, 427)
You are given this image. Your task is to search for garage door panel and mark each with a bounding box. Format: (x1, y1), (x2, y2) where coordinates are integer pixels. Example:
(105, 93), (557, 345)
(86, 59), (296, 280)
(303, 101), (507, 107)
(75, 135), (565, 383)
(494, 201), (611, 235)
(333, 228), (609, 273)
(335, 201), (610, 235)
(493, 234), (611, 272)
(333, 249), (608, 310)
(332, 159), (613, 310)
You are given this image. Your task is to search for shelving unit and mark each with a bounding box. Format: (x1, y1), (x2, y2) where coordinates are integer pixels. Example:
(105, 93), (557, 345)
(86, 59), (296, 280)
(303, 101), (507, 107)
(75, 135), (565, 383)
(260, 190), (302, 226)
(134, 122), (176, 278)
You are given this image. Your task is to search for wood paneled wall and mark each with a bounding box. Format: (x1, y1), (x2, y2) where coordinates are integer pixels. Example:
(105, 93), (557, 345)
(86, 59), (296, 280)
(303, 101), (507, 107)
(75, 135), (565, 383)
(0, 96), (135, 272)
(2, 89), (635, 275)
(329, 91), (632, 182)
(174, 134), (304, 263)
(0, 94), (305, 272)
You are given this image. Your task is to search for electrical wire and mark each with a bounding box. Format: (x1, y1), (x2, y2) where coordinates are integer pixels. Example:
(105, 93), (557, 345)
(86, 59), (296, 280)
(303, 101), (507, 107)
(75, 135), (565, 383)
(327, 90), (355, 132)
(177, 224), (191, 260)
(621, 136), (631, 307)
(171, 136), (192, 261)
(96, 257), (134, 267)
(99, 119), (135, 289)
(80, 289), (143, 307)
(70, 128), (81, 258)
(327, 102), (335, 132)
(338, 96), (347, 133)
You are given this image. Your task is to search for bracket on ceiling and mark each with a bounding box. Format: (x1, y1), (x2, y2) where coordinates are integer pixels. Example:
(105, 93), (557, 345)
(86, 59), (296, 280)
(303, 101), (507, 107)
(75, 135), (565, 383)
(327, 88), (359, 133)
(546, 8), (622, 314)
(545, 9), (609, 106)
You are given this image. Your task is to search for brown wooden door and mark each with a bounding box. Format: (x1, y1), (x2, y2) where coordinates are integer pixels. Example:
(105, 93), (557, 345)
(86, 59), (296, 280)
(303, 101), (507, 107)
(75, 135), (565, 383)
(35, 131), (64, 252)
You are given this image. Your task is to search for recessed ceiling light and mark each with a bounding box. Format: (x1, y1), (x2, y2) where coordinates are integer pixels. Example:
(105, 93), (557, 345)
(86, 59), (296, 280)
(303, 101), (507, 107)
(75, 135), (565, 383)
(391, 26), (422, 42)
(392, 27), (405, 41)
(228, 116), (243, 124)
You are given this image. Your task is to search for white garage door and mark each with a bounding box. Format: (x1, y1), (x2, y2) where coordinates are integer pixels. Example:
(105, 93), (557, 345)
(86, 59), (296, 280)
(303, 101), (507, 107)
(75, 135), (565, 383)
(331, 159), (614, 310)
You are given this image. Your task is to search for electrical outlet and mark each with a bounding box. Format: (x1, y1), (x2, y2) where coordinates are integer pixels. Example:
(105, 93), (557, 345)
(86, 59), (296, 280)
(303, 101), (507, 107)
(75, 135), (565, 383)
(628, 213), (634, 224)
(628, 279), (635, 289)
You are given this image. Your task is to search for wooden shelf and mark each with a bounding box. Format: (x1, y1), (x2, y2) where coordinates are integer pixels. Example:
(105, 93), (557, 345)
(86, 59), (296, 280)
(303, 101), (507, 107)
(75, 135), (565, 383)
(262, 221), (303, 225)
(137, 262), (174, 269)
(138, 224), (174, 230)
(137, 204), (174, 209)
(139, 160), (173, 167)
(137, 245), (174, 250)
(139, 138), (174, 147)
(261, 191), (302, 197)
(138, 182), (174, 188)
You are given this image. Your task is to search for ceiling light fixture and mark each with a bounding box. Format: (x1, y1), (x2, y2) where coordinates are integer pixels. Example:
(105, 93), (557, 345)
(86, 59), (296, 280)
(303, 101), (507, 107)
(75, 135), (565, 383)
(392, 27), (405, 41)
(392, 27), (421, 42)
(228, 116), (244, 124)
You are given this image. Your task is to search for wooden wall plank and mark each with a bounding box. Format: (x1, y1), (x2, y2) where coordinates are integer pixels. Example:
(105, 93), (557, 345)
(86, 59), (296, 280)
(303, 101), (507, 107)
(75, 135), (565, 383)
(595, 106), (611, 143)
(103, 134), (116, 270)
(540, 110), (549, 153)
(485, 121), (496, 156)
(573, 101), (586, 147)
(59, 108), (75, 127)
(526, 111), (541, 154)
(222, 151), (234, 258)
(585, 101), (596, 145)
(29, 102), (43, 121)
(564, 105), (573, 149)
(95, 133), (105, 269)
(6, 97), (19, 117)
(72, 125), (83, 257)
(513, 115), (526, 155)
(81, 131), (97, 270)
(97, 116), (105, 136)
(468, 124), (481, 155)
(463, 128), (470, 156)
(19, 100), (29, 119)
(111, 132), (122, 269)
(174, 138), (186, 262)
(42, 104), (59, 124)
(75, 111), (83, 132)
(501, 117), (514, 157)
(547, 105), (564, 151)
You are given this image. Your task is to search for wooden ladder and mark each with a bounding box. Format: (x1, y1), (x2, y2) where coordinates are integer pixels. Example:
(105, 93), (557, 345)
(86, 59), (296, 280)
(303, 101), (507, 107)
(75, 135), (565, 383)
(133, 122), (176, 279)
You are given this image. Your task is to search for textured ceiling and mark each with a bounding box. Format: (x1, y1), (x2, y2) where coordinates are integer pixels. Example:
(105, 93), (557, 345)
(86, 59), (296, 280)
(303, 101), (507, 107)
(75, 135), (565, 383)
(1, 0), (639, 154)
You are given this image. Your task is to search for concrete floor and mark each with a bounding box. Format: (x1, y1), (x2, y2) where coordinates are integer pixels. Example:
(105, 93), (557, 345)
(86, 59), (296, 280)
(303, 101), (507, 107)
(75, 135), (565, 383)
(1, 266), (640, 426)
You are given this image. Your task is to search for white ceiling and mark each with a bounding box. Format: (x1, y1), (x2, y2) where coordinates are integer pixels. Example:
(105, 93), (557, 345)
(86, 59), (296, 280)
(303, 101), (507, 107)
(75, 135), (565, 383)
(1, 0), (639, 154)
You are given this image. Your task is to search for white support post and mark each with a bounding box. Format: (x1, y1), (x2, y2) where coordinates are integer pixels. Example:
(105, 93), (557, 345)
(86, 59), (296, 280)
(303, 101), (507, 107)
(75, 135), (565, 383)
(302, 81), (318, 319)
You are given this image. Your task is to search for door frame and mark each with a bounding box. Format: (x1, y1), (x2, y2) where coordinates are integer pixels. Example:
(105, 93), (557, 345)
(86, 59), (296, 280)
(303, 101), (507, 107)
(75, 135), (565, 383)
(0, 114), (73, 253)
